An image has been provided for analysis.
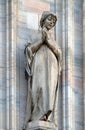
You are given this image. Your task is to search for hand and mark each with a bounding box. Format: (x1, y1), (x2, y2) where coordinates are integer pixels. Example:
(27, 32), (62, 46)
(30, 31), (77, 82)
(42, 27), (48, 42)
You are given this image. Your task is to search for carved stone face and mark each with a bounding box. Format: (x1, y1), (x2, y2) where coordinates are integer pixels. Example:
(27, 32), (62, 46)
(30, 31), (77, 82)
(43, 14), (56, 30)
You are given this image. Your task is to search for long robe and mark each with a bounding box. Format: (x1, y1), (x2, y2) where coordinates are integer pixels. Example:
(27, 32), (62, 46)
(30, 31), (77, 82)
(31, 44), (58, 121)
(24, 31), (62, 128)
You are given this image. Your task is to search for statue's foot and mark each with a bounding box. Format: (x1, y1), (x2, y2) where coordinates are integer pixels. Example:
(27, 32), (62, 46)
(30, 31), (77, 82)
(40, 110), (52, 122)
(40, 114), (48, 121)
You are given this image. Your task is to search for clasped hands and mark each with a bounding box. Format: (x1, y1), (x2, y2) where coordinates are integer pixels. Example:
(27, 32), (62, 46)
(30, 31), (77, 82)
(42, 28), (50, 43)
(42, 28), (62, 62)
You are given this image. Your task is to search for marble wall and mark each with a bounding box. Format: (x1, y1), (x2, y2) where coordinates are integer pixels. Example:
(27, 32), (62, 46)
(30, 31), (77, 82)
(83, 0), (85, 129)
(0, 0), (84, 130)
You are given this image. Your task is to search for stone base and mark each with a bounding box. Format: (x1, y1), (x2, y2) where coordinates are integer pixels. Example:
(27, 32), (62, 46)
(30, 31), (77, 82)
(26, 121), (57, 130)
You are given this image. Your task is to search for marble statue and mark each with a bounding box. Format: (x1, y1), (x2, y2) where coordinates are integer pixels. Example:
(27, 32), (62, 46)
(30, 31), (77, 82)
(23, 11), (62, 130)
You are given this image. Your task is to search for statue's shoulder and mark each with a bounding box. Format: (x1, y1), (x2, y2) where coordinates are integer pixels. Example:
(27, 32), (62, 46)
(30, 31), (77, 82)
(28, 29), (42, 44)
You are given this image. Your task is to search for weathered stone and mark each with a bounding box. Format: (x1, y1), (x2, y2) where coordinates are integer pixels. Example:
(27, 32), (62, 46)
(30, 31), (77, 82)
(23, 11), (62, 130)
(26, 121), (57, 130)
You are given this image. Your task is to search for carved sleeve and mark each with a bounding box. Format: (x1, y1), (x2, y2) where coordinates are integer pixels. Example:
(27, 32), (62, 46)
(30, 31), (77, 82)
(46, 39), (62, 75)
(24, 38), (43, 77)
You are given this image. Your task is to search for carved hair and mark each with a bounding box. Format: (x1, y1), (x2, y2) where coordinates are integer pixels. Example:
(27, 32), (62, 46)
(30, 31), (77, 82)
(40, 11), (57, 28)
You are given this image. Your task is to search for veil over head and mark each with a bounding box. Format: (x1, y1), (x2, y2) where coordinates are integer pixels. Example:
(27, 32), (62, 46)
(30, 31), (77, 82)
(40, 11), (57, 28)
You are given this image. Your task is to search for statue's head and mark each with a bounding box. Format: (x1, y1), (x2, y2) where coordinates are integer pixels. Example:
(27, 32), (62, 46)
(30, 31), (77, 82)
(40, 11), (57, 30)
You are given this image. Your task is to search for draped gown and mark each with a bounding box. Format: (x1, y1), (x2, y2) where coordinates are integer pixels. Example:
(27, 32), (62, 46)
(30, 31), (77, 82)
(24, 30), (61, 126)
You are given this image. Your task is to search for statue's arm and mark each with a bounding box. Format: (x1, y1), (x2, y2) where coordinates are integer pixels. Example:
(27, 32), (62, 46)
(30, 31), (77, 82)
(42, 29), (61, 58)
(27, 29), (46, 53)
(46, 39), (60, 57)
(24, 38), (43, 75)
(29, 39), (43, 53)
(46, 39), (62, 74)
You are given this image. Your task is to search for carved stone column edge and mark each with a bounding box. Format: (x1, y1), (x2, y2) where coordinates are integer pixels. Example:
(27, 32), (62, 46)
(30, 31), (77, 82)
(0, 1), (6, 129)
(6, 0), (18, 130)
(83, 0), (85, 129)
(62, 0), (74, 129)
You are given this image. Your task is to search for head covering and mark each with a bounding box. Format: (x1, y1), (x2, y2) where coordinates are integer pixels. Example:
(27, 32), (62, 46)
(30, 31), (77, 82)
(40, 11), (57, 28)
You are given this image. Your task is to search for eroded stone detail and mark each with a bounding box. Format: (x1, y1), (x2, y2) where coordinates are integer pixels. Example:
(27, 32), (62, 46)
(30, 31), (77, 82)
(23, 11), (62, 130)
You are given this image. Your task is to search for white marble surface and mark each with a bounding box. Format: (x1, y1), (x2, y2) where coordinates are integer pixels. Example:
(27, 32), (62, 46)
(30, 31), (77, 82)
(26, 121), (57, 130)
(0, 0), (84, 130)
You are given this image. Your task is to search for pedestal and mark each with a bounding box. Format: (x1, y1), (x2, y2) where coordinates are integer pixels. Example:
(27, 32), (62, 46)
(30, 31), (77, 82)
(26, 121), (57, 130)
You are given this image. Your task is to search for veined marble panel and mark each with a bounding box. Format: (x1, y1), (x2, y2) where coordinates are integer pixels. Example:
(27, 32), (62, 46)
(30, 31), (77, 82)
(0, 0), (84, 130)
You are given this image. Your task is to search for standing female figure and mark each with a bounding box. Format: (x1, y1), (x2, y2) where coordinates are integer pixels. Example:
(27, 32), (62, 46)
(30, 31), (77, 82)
(24, 11), (62, 129)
